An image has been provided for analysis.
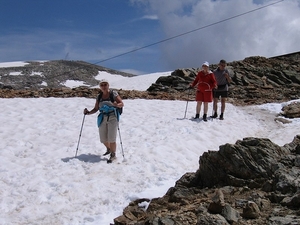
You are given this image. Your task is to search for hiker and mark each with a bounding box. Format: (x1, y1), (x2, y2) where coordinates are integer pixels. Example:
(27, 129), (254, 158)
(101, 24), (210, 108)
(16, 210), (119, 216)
(212, 59), (232, 120)
(190, 61), (217, 121)
(83, 79), (124, 163)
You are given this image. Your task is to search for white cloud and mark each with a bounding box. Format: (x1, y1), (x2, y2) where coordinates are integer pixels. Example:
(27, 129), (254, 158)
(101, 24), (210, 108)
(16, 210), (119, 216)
(131, 0), (300, 68)
(141, 15), (159, 20)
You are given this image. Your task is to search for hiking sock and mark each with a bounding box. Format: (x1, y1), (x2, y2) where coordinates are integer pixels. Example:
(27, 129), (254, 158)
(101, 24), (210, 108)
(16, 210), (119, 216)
(103, 148), (111, 156)
(203, 114), (207, 122)
(195, 113), (199, 119)
(219, 113), (224, 120)
(211, 112), (218, 118)
(107, 152), (116, 163)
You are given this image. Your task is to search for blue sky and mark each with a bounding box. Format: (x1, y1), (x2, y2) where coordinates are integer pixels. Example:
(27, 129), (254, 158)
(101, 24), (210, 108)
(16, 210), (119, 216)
(1, 0), (300, 74)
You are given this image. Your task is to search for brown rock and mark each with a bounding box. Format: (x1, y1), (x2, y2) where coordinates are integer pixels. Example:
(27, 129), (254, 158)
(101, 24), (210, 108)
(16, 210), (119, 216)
(242, 201), (260, 219)
(281, 101), (300, 118)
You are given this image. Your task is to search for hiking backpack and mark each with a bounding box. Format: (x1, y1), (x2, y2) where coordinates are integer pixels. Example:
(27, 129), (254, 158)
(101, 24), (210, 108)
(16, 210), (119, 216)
(97, 90), (123, 115)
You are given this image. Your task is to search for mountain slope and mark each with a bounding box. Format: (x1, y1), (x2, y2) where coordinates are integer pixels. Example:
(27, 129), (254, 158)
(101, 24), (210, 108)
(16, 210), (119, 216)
(0, 60), (136, 89)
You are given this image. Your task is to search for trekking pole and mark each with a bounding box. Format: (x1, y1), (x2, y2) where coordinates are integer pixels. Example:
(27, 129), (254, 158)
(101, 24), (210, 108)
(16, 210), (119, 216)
(75, 114), (86, 158)
(184, 88), (191, 119)
(117, 123), (126, 162)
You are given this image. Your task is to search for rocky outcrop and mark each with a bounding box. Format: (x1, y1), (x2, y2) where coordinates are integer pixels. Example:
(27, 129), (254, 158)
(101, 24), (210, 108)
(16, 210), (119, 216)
(1, 86), (299, 122)
(114, 136), (300, 225)
(147, 52), (300, 105)
(0, 87), (190, 101)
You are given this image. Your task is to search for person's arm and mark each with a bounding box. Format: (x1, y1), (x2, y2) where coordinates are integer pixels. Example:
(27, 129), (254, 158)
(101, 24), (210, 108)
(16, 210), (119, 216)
(224, 70), (232, 84)
(211, 73), (218, 90)
(112, 95), (124, 108)
(212, 73), (218, 89)
(190, 73), (199, 88)
(83, 100), (99, 115)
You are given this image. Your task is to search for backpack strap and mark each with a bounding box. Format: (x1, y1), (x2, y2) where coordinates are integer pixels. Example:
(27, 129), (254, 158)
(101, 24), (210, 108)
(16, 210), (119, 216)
(97, 92), (103, 102)
(109, 90), (115, 102)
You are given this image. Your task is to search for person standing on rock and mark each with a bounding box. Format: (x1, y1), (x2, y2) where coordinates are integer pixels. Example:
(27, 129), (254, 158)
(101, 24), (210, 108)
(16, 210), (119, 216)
(212, 59), (232, 120)
(189, 61), (217, 122)
(83, 79), (124, 163)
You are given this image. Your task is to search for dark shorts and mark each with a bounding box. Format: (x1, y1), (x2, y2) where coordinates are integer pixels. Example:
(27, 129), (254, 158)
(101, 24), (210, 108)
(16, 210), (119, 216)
(213, 90), (228, 98)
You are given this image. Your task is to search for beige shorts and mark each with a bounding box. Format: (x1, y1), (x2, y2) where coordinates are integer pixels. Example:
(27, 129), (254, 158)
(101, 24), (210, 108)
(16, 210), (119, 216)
(98, 114), (118, 143)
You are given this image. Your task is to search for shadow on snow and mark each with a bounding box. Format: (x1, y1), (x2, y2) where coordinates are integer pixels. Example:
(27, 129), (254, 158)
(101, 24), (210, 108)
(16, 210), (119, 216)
(61, 153), (107, 163)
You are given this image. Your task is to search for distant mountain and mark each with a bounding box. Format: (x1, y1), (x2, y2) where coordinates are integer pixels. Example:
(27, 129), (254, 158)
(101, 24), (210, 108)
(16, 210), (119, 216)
(0, 60), (136, 89)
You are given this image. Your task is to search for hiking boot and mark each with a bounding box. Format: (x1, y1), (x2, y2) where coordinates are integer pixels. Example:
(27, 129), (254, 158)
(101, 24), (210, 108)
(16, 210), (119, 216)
(219, 113), (224, 120)
(203, 114), (207, 122)
(107, 152), (116, 163)
(103, 148), (111, 156)
(195, 113), (199, 119)
(211, 112), (218, 118)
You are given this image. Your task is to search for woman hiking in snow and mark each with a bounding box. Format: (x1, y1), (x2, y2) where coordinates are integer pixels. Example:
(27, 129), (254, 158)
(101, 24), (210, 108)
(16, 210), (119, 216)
(83, 79), (124, 163)
(189, 61), (217, 121)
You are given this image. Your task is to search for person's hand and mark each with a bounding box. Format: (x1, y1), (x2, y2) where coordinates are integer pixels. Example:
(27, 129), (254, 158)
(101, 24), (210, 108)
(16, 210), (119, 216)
(112, 101), (119, 108)
(84, 108), (89, 115)
(224, 73), (229, 79)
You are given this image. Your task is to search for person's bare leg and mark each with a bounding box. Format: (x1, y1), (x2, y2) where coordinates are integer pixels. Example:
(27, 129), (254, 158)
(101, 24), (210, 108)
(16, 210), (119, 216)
(213, 98), (218, 113)
(221, 97), (226, 113)
(196, 101), (202, 114)
(204, 102), (208, 114)
(103, 142), (111, 155)
(195, 101), (202, 118)
(107, 142), (117, 163)
(220, 97), (226, 120)
(109, 142), (116, 154)
(203, 102), (208, 121)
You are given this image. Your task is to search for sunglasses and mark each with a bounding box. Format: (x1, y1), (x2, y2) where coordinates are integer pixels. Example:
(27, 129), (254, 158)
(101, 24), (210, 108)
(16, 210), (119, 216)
(100, 83), (108, 87)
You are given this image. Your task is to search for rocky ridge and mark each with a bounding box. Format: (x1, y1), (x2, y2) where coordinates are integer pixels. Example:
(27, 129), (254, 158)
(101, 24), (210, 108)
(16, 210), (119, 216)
(0, 52), (299, 107)
(147, 52), (300, 105)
